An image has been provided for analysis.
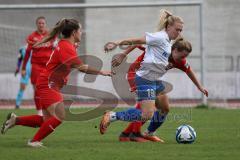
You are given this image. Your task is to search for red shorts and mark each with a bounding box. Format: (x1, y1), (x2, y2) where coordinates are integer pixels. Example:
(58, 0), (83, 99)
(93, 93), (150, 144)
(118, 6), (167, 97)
(31, 63), (45, 85)
(36, 86), (63, 110)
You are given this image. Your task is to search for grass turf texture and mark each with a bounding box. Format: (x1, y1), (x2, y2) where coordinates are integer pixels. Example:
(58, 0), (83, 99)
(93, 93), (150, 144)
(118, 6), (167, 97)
(0, 107), (240, 160)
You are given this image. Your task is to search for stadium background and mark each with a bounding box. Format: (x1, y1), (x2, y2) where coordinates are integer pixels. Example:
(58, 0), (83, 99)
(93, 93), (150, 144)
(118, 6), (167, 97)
(0, 0), (239, 107)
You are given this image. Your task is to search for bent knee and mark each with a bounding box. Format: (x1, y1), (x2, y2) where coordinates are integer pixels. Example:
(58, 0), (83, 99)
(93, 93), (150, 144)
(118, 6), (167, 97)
(141, 110), (154, 121)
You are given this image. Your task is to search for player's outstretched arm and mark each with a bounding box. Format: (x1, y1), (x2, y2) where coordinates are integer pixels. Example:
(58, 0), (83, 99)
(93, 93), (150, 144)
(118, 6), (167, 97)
(186, 68), (208, 97)
(104, 37), (146, 53)
(111, 45), (137, 67)
(15, 51), (23, 76)
(76, 64), (115, 77)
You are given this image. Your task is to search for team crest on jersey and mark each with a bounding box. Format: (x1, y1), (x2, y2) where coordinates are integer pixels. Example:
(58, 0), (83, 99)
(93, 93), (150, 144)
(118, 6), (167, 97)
(162, 51), (169, 59)
(33, 37), (39, 42)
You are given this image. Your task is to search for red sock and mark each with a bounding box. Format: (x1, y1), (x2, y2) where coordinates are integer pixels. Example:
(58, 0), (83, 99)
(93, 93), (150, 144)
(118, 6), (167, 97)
(132, 102), (144, 133)
(32, 116), (62, 142)
(123, 122), (134, 134)
(16, 115), (43, 128)
(132, 121), (142, 133)
(135, 102), (141, 109)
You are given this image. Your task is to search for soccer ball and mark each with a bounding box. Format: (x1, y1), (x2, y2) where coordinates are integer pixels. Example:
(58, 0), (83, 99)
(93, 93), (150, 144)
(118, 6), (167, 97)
(176, 124), (196, 144)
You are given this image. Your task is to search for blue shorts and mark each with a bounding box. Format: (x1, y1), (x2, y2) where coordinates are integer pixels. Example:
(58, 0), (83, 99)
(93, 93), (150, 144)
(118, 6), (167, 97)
(20, 64), (31, 85)
(135, 75), (165, 101)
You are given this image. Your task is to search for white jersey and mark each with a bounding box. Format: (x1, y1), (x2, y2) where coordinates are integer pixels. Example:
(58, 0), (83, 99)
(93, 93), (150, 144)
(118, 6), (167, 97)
(136, 30), (172, 81)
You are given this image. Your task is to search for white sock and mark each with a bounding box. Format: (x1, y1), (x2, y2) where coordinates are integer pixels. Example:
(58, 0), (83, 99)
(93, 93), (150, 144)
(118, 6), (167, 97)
(109, 111), (117, 122)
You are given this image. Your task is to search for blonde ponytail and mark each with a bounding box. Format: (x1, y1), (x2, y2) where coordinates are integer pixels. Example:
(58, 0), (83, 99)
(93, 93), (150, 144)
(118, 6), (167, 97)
(157, 9), (184, 31)
(157, 9), (173, 31)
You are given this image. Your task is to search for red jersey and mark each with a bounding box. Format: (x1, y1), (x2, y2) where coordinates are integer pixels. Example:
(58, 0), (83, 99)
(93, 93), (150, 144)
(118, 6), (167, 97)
(127, 52), (145, 92)
(127, 47), (191, 92)
(36, 39), (82, 90)
(127, 46), (146, 92)
(22, 30), (53, 69)
(168, 55), (191, 73)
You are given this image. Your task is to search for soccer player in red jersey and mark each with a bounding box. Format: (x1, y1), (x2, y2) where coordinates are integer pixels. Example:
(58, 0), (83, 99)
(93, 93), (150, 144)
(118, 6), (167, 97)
(21, 16), (51, 115)
(112, 46), (147, 142)
(1, 18), (113, 148)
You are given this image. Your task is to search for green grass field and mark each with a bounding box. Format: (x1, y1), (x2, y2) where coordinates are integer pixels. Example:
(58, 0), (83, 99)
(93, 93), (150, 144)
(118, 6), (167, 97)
(0, 107), (240, 160)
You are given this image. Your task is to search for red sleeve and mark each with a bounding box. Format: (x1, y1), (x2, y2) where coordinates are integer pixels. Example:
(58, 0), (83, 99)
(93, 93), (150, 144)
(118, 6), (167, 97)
(22, 44), (32, 70)
(22, 33), (36, 70)
(26, 34), (36, 46)
(137, 46), (145, 51)
(127, 52), (145, 92)
(60, 47), (82, 67)
(174, 59), (191, 73)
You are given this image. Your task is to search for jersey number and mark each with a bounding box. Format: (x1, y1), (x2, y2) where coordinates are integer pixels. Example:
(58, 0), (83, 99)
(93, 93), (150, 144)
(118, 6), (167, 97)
(147, 89), (155, 98)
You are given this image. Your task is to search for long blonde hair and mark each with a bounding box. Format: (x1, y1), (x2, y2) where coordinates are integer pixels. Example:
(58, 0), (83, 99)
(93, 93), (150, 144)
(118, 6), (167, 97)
(157, 9), (184, 31)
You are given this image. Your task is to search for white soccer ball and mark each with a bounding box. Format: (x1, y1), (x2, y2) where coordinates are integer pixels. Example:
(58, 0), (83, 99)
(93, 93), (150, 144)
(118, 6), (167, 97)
(176, 124), (196, 144)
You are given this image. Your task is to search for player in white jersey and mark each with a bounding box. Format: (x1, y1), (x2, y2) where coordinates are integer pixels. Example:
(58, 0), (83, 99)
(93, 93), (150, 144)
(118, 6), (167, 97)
(99, 11), (208, 142)
(136, 30), (172, 81)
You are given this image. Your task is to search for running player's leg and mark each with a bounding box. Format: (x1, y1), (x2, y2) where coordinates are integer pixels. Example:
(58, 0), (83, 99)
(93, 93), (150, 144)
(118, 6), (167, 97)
(143, 94), (169, 143)
(147, 95), (169, 133)
(120, 103), (141, 134)
(27, 87), (63, 148)
(2, 86), (44, 134)
(100, 100), (154, 133)
(100, 76), (156, 134)
(29, 102), (63, 144)
(128, 105), (148, 142)
(131, 102), (145, 134)
(119, 102), (148, 142)
(1, 110), (44, 134)
(13, 91), (49, 129)
(31, 63), (43, 115)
